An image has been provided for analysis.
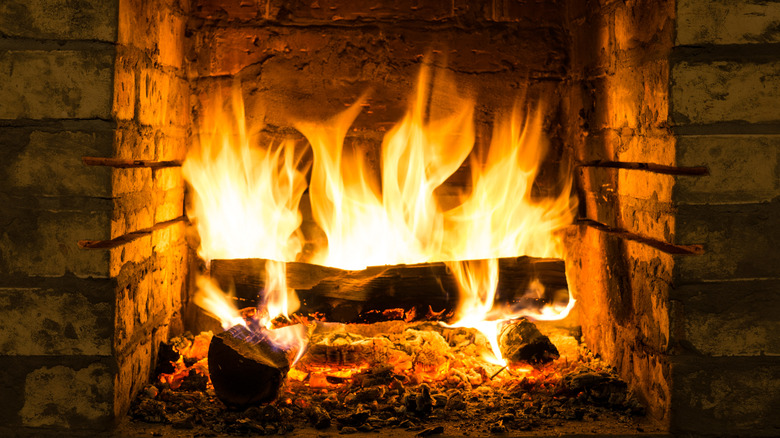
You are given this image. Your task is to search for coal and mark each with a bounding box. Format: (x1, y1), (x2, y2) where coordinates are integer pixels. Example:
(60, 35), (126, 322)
(498, 318), (560, 364)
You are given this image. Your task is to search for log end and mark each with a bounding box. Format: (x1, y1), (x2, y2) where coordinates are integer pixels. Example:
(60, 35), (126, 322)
(498, 318), (560, 365)
(208, 326), (290, 409)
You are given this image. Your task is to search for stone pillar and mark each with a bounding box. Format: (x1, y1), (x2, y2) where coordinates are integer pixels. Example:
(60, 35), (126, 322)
(564, 0), (779, 435)
(669, 0), (780, 434)
(0, 0), (189, 434)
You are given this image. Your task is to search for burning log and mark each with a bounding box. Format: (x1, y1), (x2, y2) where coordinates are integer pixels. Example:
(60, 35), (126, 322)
(498, 318), (559, 365)
(208, 325), (294, 409)
(210, 256), (568, 323)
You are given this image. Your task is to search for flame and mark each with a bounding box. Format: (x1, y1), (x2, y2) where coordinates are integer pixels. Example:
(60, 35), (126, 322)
(182, 85), (308, 262)
(184, 60), (576, 366)
(193, 276), (245, 330)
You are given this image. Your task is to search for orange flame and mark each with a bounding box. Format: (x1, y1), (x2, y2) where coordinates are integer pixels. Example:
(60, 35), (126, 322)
(182, 85), (308, 262)
(184, 60), (576, 366)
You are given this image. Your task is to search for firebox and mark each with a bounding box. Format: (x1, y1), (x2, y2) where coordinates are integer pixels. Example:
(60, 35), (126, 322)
(0, 0), (778, 437)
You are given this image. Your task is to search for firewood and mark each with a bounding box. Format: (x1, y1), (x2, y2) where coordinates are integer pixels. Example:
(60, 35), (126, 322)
(498, 318), (559, 365)
(210, 256), (567, 323)
(207, 325), (291, 408)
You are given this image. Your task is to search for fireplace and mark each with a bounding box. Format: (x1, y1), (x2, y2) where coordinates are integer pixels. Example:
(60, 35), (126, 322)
(0, 0), (778, 436)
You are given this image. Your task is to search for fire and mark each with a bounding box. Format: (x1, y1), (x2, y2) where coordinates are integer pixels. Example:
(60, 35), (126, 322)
(183, 61), (576, 366)
(182, 85), (308, 262)
(192, 276), (245, 330)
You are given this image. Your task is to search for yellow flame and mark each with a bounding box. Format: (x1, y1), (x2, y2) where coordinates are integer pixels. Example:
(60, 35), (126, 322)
(182, 85), (308, 262)
(192, 276), (245, 331)
(184, 60), (576, 365)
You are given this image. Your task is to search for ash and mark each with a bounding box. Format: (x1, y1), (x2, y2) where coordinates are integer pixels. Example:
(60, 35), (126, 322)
(128, 321), (651, 436)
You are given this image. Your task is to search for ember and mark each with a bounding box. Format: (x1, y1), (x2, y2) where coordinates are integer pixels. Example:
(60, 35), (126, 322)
(130, 322), (653, 436)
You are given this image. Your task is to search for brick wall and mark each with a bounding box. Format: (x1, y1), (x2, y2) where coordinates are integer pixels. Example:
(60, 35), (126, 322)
(564, 0), (779, 434)
(186, 0), (569, 181)
(0, 0), (189, 433)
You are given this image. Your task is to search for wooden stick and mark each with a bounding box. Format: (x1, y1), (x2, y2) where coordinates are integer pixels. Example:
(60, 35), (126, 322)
(82, 156), (183, 168)
(210, 257), (568, 323)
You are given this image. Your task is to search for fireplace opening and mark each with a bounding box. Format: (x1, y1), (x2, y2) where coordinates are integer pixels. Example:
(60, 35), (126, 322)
(2, 0), (778, 436)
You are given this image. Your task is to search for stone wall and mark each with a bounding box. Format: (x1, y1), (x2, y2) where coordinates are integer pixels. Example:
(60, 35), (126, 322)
(0, 0), (189, 434)
(669, 0), (780, 434)
(565, 0), (779, 435)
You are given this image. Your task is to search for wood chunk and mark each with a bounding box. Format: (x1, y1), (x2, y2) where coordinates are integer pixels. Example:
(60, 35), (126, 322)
(498, 318), (560, 365)
(210, 257), (568, 323)
(208, 325), (290, 408)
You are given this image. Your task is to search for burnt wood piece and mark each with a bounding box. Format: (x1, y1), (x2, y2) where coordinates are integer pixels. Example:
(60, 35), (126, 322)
(210, 257), (568, 324)
(208, 325), (290, 409)
(498, 318), (559, 365)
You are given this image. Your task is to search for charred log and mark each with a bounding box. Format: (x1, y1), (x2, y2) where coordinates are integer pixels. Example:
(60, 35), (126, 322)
(208, 325), (291, 409)
(210, 257), (568, 323)
(498, 318), (560, 365)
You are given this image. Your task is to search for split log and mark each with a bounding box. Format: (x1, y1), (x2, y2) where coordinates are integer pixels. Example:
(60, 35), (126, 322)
(210, 256), (568, 323)
(208, 325), (292, 408)
(498, 318), (560, 365)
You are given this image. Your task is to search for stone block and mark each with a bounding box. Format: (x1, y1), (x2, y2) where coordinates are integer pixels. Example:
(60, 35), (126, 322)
(0, 128), (113, 198)
(154, 131), (188, 161)
(671, 60), (780, 125)
(671, 280), (780, 356)
(596, 59), (670, 132)
(671, 357), (780, 435)
(20, 361), (114, 429)
(110, 167), (184, 238)
(674, 200), (780, 282)
(119, 0), (187, 68)
(580, 166), (675, 243)
(674, 135), (780, 205)
(0, 204), (111, 278)
(0, 50), (114, 120)
(0, 287), (113, 356)
(112, 193), (155, 239)
(677, 0), (780, 45)
(113, 124), (188, 161)
(267, 0), (454, 22)
(113, 52), (137, 122)
(0, 0), (117, 41)
(154, 187), (185, 224)
(110, 235), (153, 279)
(138, 68), (189, 128)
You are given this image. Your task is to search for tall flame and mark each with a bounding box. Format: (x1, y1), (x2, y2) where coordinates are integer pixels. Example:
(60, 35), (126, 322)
(183, 61), (576, 365)
(182, 85), (308, 262)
